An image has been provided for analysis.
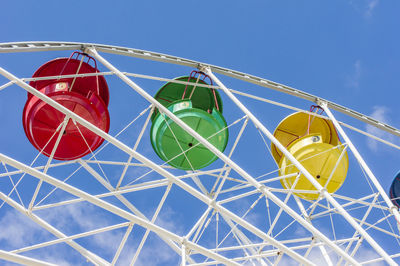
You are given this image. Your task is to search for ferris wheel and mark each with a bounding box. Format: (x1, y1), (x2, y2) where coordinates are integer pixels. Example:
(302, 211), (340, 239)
(0, 41), (400, 265)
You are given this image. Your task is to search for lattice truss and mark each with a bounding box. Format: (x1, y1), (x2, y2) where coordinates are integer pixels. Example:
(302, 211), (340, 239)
(0, 42), (400, 265)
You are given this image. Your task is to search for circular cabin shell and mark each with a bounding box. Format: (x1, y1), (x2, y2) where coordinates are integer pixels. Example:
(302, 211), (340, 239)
(389, 172), (400, 208)
(23, 55), (110, 160)
(150, 75), (228, 170)
(151, 100), (228, 170)
(279, 134), (349, 200)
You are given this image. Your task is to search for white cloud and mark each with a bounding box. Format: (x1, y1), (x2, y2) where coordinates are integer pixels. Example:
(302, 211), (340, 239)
(365, 0), (379, 17)
(0, 209), (71, 265)
(37, 202), (127, 258)
(349, 0), (380, 17)
(155, 205), (185, 235)
(365, 106), (395, 151)
(278, 243), (386, 265)
(0, 209), (47, 248)
(346, 60), (361, 89)
(37, 202), (184, 264)
(354, 245), (386, 265)
(133, 236), (179, 266)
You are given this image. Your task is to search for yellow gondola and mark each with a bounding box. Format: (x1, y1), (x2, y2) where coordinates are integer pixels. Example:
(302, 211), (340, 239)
(272, 108), (348, 200)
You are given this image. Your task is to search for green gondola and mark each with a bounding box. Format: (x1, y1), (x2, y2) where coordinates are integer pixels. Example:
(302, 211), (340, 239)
(150, 73), (228, 170)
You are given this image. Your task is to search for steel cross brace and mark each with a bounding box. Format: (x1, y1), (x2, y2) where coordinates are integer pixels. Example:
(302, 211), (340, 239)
(0, 65), (313, 265)
(86, 48), (355, 265)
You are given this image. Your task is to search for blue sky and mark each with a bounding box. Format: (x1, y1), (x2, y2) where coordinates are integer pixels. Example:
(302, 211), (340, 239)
(1, 0), (400, 265)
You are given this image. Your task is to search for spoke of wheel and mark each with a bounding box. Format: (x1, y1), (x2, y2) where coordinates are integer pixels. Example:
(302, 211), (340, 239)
(111, 223), (134, 265)
(193, 211), (216, 245)
(29, 117), (69, 211)
(2, 162), (25, 208)
(0, 160), (77, 178)
(33, 105), (152, 207)
(0, 80), (14, 92)
(267, 174), (301, 236)
(0, 154), (238, 266)
(12, 222), (131, 254)
(220, 212), (268, 266)
(205, 68), (392, 265)
(116, 106), (154, 189)
(0, 64), (319, 265)
(74, 119), (111, 185)
(0, 250), (56, 266)
(186, 207), (212, 248)
(314, 193), (381, 218)
(33, 179), (169, 211)
(78, 160), (183, 258)
(130, 183), (173, 265)
(181, 243), (187, 266)
(212, 117), (249, 199)
(339, 193), (379, 265)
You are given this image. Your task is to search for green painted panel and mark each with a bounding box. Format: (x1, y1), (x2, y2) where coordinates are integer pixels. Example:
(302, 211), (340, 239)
(150, 100), (228, 170)
(151, 76), (223, 121)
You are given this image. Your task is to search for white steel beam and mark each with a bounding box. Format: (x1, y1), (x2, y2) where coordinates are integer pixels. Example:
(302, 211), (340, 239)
(204, 68), (394, 266)
(78, 159), (185, 260)
(0, 55), (332, 265)
(321, 102), (400, 222)
(111, 223), (134, 265)
(12, 222), (131, 255)
(1, 41), (400, 140)
(84, 48), (356, 265)
(0, 250), (56, 266)
(0, 153), (238, 266)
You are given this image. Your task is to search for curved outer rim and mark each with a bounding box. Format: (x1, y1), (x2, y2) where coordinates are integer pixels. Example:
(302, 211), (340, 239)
(0, 41), (399, 139)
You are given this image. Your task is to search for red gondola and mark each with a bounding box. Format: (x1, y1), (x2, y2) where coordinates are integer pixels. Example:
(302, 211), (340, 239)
(22, 52), (110, 160)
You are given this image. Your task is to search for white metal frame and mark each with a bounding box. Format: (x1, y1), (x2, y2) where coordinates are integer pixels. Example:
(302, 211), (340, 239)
(0, 42), (399, 265)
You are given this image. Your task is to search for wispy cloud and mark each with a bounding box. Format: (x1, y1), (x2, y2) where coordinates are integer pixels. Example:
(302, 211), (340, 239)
(0, 209), (70, 265)
(354, 245), (386, 265)
(366, 106), (395, 151)
(346, 60), (362, 89)
(0, 209), (46, 248)
(349, 0), (380, 17)
(365, 0), (379, 17)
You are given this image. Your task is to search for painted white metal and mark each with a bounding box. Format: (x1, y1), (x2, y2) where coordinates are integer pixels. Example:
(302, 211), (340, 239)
(130, 184), (172, 265)
(87, 48), (353, 265)
(0, 250), (56, 266)
(111, 223), (134, 265)
(0, 192), (110, 265)
(78, 159), (184, 258)
(2, 41), (399, 140)
(0, 153), (239, 266)
(204, 67), (395, 266)
(0, 71), (313, 265)
(321, 102), (400, 222)
(116, 107), (154, 189)
(1, 41), (399, 264)
(12, 222), (131, 255)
